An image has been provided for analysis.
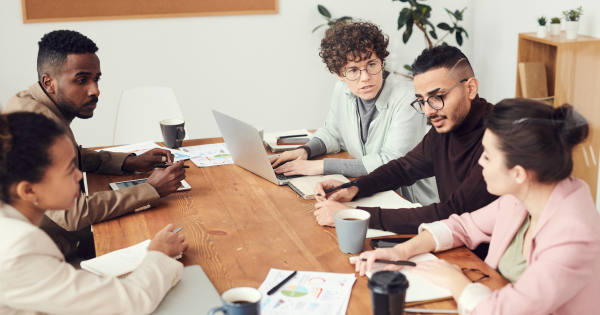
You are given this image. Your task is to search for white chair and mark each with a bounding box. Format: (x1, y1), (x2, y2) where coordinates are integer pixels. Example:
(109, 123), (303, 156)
(113, 86), (189, 145)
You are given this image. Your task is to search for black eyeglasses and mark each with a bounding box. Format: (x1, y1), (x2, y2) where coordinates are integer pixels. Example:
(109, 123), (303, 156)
(462, 268), (490, 283)
(342, 61), (384, 81)
(410, 78), (469, 114)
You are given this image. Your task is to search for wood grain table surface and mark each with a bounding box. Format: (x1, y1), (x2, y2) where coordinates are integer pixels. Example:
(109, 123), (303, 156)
(89, 137), (508, 315)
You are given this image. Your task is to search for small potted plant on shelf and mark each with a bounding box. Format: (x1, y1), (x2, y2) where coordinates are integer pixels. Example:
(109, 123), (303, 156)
(550, 17), (561, 35)
(563, 6), (583, 40)
(537, 16), (548, 38)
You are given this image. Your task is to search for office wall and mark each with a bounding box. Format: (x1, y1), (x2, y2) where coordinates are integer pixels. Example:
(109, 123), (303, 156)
(471, 0), (600, 104)
(0, 0), (473, 147)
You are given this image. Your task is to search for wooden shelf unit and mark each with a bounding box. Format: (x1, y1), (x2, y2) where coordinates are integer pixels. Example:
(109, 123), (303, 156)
(516, 32), (600, 202)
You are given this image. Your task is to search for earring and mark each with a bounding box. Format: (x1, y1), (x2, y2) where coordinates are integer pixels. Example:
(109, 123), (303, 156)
(33, 198), (38, 206)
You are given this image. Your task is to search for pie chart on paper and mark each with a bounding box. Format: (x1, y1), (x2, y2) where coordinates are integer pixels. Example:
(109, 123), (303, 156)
(281, 285), (308, 297)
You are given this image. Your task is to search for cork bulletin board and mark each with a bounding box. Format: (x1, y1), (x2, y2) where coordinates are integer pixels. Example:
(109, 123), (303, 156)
(22, 0), (278, 23)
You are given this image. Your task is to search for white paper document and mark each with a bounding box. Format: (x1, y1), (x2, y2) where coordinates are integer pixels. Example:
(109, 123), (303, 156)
(258, 269), (356, 315)
(179, 143), (234, 167)
(349, 253), (452, 303)
(81, 240), (152, 277)
(96, 141), (194, 162)
(343, 190), (422, 238)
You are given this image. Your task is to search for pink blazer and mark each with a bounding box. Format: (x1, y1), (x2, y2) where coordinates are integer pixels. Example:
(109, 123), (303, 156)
(436, 177), (600, 314)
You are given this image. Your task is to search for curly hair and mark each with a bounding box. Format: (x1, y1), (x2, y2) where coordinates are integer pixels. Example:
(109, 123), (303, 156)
(319, 21), (390, 76)
(0, 113), (66, 203)
(37, 30), (98, 81)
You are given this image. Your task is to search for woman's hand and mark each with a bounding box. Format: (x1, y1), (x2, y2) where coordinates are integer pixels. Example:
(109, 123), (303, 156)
(148, 224), (189, 257)
(270, 149), (308, 168)
(274, 160), (324, 176)
(351, 247), (410, 276)
(409, 260), (472, 299)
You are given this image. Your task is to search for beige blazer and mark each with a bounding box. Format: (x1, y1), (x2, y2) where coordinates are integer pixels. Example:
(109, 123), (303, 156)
(3, 83), (160, 255)
(0, 202), (183, 315)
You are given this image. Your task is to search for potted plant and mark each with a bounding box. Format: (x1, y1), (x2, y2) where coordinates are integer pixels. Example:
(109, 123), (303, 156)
(563, 7), (583, 40)
(550, 17), (561, 35)
(537, 16), (547, 38)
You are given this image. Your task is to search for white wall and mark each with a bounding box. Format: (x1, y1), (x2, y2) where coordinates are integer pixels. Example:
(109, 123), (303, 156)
(0, 0), (473, 147)
(472, 0), (600, 104)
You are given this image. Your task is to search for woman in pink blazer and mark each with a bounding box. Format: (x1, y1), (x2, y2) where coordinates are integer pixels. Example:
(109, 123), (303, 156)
(353, 99), (600, 314)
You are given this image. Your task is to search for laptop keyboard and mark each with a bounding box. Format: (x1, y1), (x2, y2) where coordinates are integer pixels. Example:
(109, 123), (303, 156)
(271, 159), (304, 181)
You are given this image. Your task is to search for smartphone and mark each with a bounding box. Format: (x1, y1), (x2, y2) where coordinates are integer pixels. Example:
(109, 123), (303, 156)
(109, 178), (191, 191)
(370, 237), (412, 249)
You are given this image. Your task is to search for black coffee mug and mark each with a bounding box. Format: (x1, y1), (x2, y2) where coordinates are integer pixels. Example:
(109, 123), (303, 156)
(368, 271), (409, 315)
(160, 119), (186, 148)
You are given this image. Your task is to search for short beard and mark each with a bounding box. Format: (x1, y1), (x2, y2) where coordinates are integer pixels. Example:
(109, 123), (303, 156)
(55, 86), (96, 119)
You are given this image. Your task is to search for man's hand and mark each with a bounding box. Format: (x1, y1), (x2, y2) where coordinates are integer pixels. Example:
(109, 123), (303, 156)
(274, 160), (324, 176)
(146, 160), (186, 198)
(148, 224), (189, 257)
(314, 200), (354, 226)
(270, 149), (308, 168)
(122, 148), (174, 172)
(314, 179), (359, 202)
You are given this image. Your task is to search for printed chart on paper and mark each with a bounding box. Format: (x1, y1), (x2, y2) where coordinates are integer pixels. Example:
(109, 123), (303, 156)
(180, 143), (234, 167)
(258, 269), (355, 315)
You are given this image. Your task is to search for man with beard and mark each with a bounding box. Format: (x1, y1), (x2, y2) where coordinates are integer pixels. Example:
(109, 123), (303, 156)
(313, 46), (498, 258)
(3, 30), (186, 259)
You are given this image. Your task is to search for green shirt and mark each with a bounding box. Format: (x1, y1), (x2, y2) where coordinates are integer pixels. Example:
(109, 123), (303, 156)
(498, 215), (531, 283)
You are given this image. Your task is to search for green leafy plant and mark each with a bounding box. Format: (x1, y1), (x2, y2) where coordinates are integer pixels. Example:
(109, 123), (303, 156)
(396, 0), (468, 47)
(563, 7), (583, 21)
(538, 16), (547, 26)
(312, 5), (353, 33)
(550, 17), (561, 24)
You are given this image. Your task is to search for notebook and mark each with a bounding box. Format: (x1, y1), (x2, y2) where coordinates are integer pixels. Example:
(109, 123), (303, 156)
(81, 240), (182, 278)
(263, 129), (315, 153)
(152, 265), (222, 315)
(349, 253), (452, 305)
(287, 174), (350, 199)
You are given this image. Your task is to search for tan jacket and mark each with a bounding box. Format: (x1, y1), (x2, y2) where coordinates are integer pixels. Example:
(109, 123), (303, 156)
(3, 83), (160, 255)
(0, 202), (183, 315)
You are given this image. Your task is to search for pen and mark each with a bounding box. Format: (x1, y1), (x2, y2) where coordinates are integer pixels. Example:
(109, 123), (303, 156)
(316, 180), (358, 197)
(278, 134), (308, 139)
(404, 308), (458, 314)
(154, 164), (190, 168)
(267, 271), (297, 295)
(360, 258), (416, 266)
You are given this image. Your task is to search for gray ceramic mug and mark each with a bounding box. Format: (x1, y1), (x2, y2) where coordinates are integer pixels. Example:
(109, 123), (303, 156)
(160, 118), (186, 148)
(334, 209), (371, 254)
(207, 287), (262, 315)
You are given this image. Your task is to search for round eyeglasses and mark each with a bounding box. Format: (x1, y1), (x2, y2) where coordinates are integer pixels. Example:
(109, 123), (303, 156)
(410, 78), (469, 114)
(342, 61), (384, 81)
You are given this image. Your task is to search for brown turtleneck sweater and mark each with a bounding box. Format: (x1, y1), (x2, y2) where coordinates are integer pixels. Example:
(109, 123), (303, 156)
(354, 96), (498, 234)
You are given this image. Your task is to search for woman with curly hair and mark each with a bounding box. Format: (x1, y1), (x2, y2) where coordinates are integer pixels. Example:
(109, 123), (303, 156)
(270, 20), (438, 206)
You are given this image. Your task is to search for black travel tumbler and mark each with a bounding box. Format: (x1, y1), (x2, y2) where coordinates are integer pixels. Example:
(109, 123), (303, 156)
(368, 271), (409, 315)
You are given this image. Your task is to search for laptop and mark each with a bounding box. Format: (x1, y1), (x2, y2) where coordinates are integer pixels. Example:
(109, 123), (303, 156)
(212, 110), (304, 185)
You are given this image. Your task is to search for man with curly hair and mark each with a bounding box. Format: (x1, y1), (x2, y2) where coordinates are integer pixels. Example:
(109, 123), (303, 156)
(271, 21), (438, 206)
(3, 30), (187, 259)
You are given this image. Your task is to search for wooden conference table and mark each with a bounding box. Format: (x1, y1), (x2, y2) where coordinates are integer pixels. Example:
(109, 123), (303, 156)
(90, 137), (508, 315)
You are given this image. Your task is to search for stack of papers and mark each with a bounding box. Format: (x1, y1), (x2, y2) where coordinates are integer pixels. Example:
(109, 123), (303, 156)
(349, 253), (452, 303)
(258, 269), (355, 315)
(97, 141), (194, 162)
(179, 143), (234, 167)
(263, 129), (315, 153)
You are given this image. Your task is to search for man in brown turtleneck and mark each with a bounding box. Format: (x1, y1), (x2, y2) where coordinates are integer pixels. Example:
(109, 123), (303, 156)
(314, 46), (498, 239)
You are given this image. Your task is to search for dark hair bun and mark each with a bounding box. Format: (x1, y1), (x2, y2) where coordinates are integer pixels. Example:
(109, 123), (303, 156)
(0, 113), (66, 203)
(485, 99), (589, 183)
(552, 104), (588, 149)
